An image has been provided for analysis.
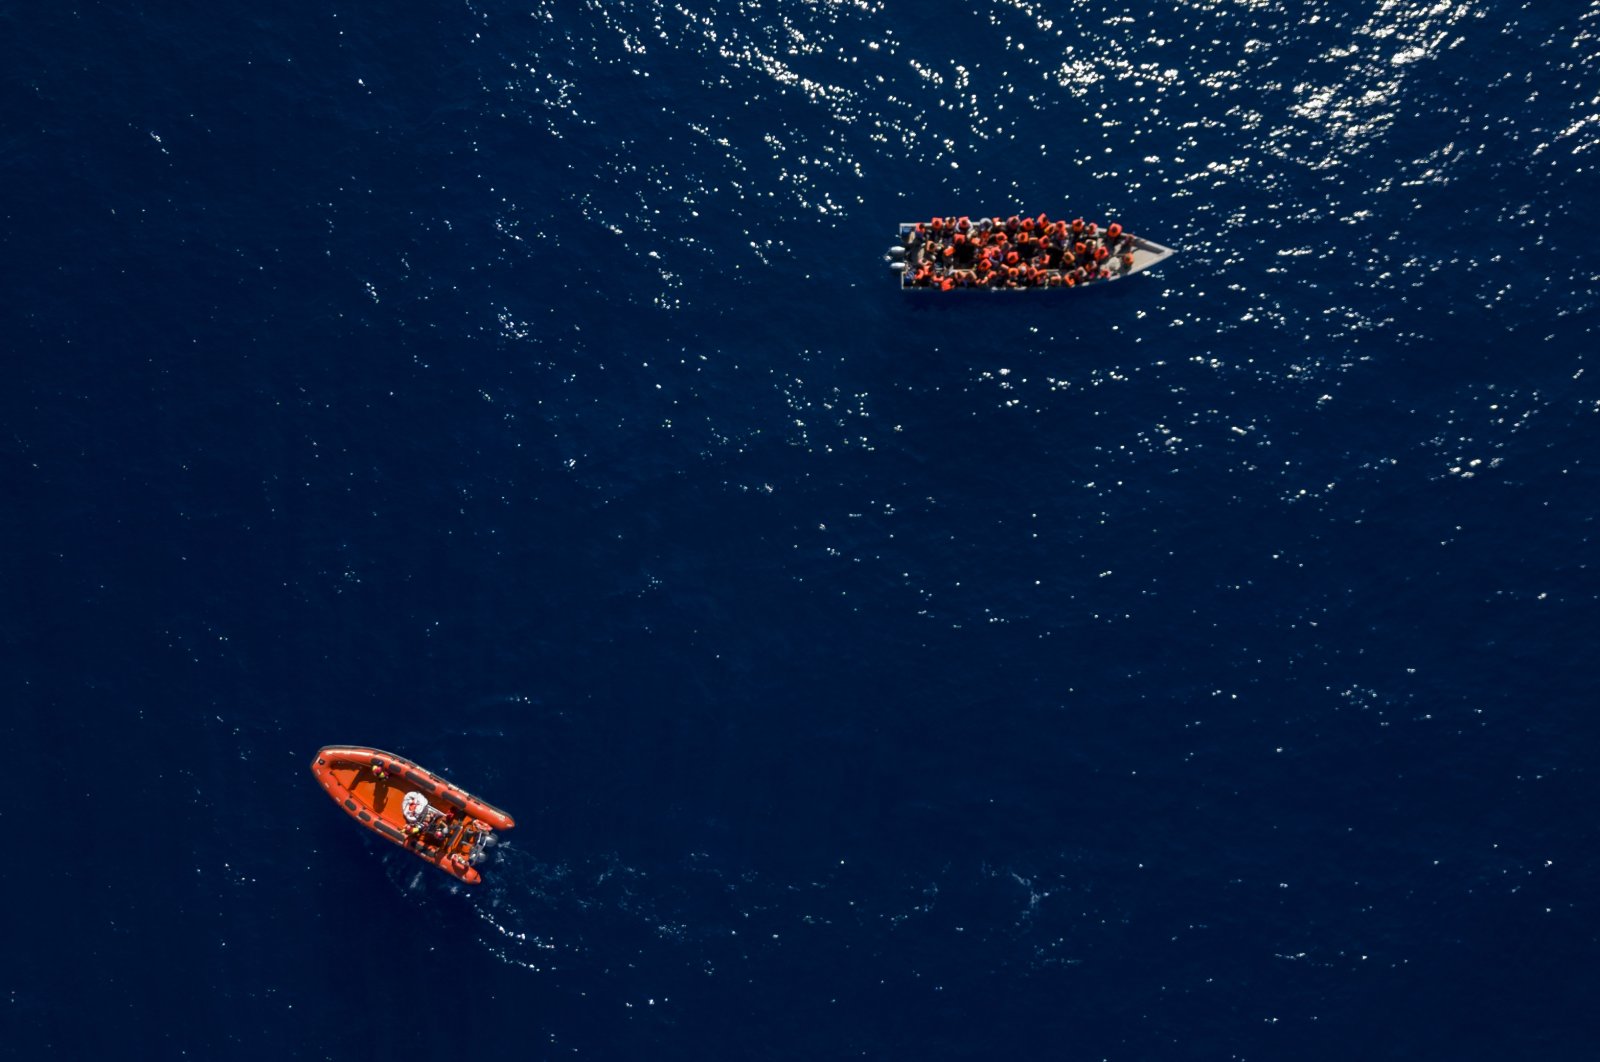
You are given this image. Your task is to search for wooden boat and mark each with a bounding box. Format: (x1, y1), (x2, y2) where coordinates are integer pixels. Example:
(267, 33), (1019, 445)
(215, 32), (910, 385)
(311, 745), (514, 884)
(889, 216), (1175, 290)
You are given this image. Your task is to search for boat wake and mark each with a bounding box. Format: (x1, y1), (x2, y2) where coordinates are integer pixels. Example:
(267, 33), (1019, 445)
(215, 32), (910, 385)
(447, 842), (1101, 1008)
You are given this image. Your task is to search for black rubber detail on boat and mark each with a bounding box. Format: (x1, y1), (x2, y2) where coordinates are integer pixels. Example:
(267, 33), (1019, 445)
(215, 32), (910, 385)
(344, 799), (357, 811)
(375, 821), (404, 841)
(359, 811), (370, 822)
(403, 770), (436, 792)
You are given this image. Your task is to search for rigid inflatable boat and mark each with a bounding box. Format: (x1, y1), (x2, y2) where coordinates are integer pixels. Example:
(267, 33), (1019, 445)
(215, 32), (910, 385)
(311, 745), (514, 884)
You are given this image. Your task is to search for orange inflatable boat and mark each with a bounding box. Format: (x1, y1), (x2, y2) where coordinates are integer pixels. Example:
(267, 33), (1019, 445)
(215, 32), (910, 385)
(311, 745), (514, 884)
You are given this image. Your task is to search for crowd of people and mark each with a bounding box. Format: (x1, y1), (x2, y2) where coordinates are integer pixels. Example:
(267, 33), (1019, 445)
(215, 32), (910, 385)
(902, 213), (1138, 290)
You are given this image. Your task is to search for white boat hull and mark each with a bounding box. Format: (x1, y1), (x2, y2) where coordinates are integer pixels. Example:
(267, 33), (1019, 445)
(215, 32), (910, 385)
(892, 221), (1174, 290)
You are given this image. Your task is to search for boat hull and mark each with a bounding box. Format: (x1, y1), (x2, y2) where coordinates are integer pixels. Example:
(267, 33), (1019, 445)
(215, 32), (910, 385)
(895, 221), (1175, 290)
(311, 745), (514, 884)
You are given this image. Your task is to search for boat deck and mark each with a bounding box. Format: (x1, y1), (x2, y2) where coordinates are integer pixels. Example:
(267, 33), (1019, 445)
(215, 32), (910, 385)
(324, 760), (411, 833)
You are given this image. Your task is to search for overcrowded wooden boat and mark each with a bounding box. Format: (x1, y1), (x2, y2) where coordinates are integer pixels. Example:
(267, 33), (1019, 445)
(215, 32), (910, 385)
(890, 213), (1174, 291)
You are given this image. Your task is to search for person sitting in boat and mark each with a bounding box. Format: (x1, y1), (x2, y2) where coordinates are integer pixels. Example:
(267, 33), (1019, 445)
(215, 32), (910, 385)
(371, 759), (389, 783)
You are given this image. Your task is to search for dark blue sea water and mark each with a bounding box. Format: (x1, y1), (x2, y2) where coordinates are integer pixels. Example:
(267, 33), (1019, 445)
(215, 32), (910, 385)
(5, 0), (1598, 1057)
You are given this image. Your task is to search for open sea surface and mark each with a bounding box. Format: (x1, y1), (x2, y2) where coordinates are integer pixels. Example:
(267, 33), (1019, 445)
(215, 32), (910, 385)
(5, 0), (1598, 1057)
